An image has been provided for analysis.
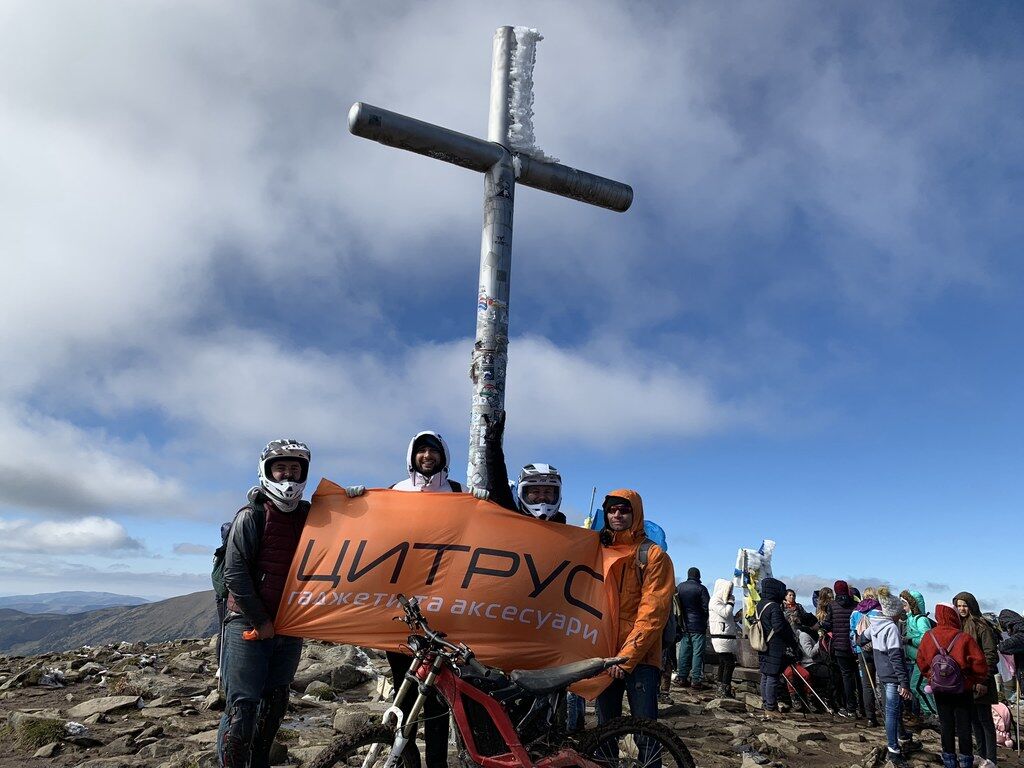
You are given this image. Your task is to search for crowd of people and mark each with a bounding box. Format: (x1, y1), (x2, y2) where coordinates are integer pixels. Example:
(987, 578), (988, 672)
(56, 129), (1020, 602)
(213, 423), (1023, 768)
(668, 571), (1024, 768)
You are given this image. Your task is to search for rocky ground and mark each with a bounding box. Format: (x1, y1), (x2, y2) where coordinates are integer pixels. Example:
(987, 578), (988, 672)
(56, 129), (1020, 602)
(0, 637), (1021, 768)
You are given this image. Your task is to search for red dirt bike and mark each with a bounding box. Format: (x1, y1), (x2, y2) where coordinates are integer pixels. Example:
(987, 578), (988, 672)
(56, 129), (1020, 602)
(308, 595), (694, 768)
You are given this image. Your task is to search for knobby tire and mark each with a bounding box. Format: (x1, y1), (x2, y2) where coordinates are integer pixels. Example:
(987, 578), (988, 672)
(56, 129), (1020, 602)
(578, 716), (696, 768)
(306, 724), (418, 768)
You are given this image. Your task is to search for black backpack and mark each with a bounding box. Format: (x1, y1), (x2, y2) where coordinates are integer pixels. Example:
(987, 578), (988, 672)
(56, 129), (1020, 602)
(636, 538), (683, 646)
(211, 502), (265, 601)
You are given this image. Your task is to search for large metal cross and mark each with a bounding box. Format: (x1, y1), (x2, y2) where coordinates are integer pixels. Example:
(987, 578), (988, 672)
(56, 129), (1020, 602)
(348, 26), (632, 490)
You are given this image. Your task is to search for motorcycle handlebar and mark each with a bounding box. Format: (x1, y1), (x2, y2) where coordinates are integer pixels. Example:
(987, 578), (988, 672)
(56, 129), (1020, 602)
(397, 594), (467, 660)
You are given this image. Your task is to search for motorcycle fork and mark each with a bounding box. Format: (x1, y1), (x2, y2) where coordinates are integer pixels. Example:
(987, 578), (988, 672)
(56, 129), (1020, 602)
(373, 655), (444, 768)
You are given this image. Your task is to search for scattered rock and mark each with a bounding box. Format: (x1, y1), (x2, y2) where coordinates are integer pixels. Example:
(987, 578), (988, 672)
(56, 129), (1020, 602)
(724, 723), (754, 738)
(101, 734), (138, 755)
(67, 694), (144, 718)
(757, 731), (800, 756)
(704, 696), (746, 712)
(836, 732), (868, 742)
(7, 711), (66, 747)
(186, 728), (221, 744)
(293, 644), (375, 692)
(165, 652), (207, 675)
(333, 708), (375, 734)
(200, 689), (223, 711)
(0, 661), (43, 690)
(33, 741), (60, 757)
(775, 724), (827, 742)
(305, 680), (335, 700)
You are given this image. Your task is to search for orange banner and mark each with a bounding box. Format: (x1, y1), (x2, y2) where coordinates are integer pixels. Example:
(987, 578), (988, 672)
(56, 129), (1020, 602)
(276, 481), (631, 680)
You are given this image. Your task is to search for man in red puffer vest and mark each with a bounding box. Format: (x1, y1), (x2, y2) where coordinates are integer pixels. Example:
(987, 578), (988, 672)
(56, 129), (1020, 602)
(217, 439), (363, 768)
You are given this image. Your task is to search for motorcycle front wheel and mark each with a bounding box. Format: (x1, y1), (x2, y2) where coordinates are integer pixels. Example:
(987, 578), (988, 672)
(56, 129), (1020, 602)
(305, 724), (418, 768)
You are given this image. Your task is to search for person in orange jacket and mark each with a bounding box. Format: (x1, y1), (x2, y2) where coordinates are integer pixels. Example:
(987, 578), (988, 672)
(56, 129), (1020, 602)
(596, 489), (676, 729)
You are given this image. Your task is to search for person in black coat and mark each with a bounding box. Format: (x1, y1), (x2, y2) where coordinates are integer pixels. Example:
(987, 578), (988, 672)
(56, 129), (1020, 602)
(820, 579), (860, 717)
(756, 577), (800, 718)
(999, 609), (1024, 696)
(675, 567), (711, 689)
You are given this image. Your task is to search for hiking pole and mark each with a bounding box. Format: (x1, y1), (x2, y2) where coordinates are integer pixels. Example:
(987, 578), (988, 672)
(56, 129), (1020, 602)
(799, 668), (834, 715)
(583, 486), (597, 529)
(860, 653), (876, 691)
(783, 671), (812, 713)
(1016, 675), (1020, 756)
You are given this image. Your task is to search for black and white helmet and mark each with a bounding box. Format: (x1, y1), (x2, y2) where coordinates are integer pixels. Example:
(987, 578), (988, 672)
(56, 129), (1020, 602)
(257, 439), (310, 511)
(516, 463), (562, 520)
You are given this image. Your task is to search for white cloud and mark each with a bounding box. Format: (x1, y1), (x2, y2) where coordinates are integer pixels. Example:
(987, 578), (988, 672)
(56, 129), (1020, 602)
(78, 329), (749, 482)
(0, 407), (183, 515)
(0, 516), (142, 554)
(22, 316), (736, 518)
(0, 553), (208, 599)
(173, 543), (215, 556)
(0, 0), (1020, 599)
(2, 0), (1014, 404)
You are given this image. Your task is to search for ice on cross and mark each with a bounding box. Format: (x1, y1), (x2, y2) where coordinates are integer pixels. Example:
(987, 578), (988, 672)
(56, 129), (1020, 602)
(347, 26), (632, 489)
(507, 27), (559, 164)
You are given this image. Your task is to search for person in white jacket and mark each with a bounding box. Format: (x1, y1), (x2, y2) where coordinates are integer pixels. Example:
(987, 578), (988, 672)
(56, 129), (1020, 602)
(709, 578), (740, 698)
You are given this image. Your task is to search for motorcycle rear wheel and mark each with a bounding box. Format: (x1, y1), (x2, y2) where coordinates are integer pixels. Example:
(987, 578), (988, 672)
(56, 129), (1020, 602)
(578, 716), (696, 768)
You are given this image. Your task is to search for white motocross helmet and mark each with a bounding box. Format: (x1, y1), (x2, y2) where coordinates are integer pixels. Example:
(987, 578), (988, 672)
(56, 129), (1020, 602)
(257, 439), (310, 511)
(516, 463), (562, 520)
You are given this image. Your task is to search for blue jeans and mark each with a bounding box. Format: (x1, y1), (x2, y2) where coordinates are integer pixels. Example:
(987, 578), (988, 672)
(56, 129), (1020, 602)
(676, 633), (706, 683)
(567, 692), (586, 731)
(216, 620), (303, 765)
(760, 671), (781, 710)
(596, 664), (660, 767)
(883, 682), (910, 753)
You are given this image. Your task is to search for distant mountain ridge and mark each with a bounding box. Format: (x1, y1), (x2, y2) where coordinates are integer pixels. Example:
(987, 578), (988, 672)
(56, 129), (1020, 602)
(0, 591), (150, 615)
(0, 590), (218, 655)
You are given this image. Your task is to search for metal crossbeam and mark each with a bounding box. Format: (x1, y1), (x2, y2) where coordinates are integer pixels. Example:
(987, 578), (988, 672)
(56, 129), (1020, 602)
(348, 26), (632, 489)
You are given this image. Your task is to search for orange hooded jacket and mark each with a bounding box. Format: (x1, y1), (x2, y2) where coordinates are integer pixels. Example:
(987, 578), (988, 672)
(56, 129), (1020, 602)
(602, 489), (676, 672)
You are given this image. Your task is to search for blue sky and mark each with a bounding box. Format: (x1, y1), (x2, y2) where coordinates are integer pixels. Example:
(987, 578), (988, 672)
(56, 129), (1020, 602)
(1, 2), (1021, 612)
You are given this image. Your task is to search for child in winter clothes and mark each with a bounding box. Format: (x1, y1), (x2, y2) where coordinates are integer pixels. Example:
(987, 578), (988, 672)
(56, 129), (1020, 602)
(859, 588), (920, 767)
(992, 702), (1014, 749)
(783, 617), (826, 713)
(917, 603), (989, 768)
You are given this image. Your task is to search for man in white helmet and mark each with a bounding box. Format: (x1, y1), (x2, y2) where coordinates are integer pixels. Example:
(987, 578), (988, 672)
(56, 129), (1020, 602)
(217, 440), (362, 768)
(482, 411), (566, 524)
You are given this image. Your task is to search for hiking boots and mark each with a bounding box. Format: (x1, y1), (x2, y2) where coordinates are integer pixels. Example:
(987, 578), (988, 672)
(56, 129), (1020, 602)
(673, 676), (690, 689)
(761, 708), (785, 721)
(867, 717), (880, 728)
(691, 681), (706, 691)
(898, 737), (923, 755)
(886, 749), (910, 767)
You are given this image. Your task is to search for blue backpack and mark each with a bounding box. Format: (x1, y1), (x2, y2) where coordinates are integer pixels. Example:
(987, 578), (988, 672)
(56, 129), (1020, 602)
(592, 516), (668, 551)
